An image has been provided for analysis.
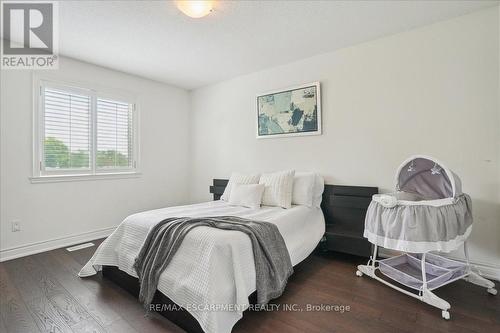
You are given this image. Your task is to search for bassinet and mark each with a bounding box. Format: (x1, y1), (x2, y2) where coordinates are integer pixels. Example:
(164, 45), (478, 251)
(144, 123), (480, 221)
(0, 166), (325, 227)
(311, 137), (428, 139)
(356, 155), (496, 320)
(364, 155), (472, 253)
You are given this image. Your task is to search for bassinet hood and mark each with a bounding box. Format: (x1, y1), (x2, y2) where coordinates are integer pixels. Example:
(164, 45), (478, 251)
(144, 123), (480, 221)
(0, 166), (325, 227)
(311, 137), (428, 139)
(396, 155), (462, 200)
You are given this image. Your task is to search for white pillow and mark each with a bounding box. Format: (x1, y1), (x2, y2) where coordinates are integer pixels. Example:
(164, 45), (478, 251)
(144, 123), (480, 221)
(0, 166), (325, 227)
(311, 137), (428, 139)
(312, 173), (325, 208)
(292, 172), (315, 207)
(221, 172), (260, 201)
(259, 170), (295, 209)
(228, 183), (265, 209)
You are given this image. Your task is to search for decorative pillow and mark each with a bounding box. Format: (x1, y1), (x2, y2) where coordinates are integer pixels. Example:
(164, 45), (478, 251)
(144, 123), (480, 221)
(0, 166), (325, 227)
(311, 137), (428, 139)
(221, 172), (260, 201)
(259, 170), (295, 209)
(228, 183), (265, 209)
(292, 172), (316, 207)
(312, 173), (325, 208)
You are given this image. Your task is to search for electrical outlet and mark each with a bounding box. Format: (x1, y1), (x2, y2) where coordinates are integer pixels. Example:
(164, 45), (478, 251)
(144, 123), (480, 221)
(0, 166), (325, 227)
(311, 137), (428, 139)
(11, 220), (21, 232)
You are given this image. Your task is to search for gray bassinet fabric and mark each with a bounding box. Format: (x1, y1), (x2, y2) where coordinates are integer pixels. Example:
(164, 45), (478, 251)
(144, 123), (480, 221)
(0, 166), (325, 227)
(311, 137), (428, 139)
(397, 157), (462, 199)
(364, 194), (472, 252)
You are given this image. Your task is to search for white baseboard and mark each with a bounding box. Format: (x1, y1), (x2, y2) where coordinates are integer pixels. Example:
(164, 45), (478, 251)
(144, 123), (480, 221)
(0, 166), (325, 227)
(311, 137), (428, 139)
(378, 248), (500, 282)
(0, 226), (117, 262)
(444, 255), (500, 282)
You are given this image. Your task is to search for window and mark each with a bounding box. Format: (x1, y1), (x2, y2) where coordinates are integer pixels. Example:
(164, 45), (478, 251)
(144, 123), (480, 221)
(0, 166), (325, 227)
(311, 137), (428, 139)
(96, 98), (134, 170)
(34, 80), (138, 180)
(43, 87), (91, 171)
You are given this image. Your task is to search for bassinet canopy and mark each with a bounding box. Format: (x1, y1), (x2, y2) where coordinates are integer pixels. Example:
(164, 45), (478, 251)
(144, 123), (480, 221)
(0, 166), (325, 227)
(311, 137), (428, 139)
(364, 155), (472, 253)
(396, 156), (462, 200)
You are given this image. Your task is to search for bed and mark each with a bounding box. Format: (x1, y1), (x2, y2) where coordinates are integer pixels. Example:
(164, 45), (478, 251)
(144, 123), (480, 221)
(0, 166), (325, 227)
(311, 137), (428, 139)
(80, 198), (325, 333)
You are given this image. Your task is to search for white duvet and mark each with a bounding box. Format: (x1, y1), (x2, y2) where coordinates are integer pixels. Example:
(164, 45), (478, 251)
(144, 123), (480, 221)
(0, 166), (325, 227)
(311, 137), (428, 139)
(80, 200), (325, 333)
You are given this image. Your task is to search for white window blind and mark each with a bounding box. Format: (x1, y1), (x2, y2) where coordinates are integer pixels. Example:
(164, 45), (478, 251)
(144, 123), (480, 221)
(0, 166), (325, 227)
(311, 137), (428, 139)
(97, 98), (134, 169)
(43, 87), (91, 170)
(36, 80), (138, 179)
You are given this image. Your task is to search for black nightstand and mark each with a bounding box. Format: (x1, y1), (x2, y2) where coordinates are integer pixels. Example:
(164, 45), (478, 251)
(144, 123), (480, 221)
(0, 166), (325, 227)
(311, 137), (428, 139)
(320, 185), (378, 257)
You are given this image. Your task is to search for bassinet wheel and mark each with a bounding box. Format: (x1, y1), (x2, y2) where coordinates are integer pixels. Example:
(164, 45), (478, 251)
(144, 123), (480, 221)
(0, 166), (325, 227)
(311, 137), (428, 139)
(356, 270), (363, 277)
(487, 288), (497, 295)
(441, 310), (450, 320)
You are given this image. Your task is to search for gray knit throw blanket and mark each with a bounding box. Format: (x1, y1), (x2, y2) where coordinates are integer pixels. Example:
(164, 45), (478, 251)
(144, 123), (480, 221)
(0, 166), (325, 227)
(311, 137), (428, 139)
(133, 216), (293, 308)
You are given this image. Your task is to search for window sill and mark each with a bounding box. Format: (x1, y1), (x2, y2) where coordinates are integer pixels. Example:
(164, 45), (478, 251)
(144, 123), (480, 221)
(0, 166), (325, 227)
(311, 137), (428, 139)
(29, 172), (141, 184)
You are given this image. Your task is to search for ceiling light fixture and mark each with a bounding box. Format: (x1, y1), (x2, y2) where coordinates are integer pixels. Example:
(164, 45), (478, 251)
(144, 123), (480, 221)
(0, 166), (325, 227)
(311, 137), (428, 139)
(176, 1), (215, 19)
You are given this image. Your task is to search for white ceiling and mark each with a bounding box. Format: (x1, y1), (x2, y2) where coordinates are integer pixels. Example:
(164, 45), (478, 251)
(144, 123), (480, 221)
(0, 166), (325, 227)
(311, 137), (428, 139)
(56, 0), (497, 90)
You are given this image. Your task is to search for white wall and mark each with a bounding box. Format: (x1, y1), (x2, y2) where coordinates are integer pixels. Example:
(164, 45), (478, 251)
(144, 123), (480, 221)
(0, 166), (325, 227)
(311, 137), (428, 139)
(0, 57), (191, 257)
(190, 8), (500, 269)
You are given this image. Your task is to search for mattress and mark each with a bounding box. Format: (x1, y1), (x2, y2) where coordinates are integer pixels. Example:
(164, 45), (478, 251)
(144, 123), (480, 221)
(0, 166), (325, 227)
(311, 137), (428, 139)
(79, 200), (325, 333)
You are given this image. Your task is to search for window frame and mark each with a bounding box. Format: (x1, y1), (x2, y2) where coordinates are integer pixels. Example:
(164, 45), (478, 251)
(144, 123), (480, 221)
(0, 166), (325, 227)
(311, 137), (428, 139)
(32, 76), (140, 182)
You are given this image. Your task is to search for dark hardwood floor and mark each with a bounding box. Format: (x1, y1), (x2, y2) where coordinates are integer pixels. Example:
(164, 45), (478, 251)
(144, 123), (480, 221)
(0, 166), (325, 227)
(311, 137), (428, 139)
(0, 239), (498, 333)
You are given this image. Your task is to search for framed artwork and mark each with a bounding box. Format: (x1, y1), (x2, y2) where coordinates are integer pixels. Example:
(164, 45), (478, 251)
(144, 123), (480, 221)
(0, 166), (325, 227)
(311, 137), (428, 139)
(257, 82), (321, 138)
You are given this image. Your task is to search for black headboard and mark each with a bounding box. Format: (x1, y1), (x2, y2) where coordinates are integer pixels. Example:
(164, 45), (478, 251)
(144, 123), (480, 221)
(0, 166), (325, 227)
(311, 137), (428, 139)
(209, 179), (229, 200)
(209, 179), (376, 210)
(209, 179), (377, 257)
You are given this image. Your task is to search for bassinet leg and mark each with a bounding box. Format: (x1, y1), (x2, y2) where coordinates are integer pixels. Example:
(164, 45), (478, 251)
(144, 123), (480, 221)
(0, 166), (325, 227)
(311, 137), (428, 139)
(463, 241), (471, 270)
(421, 253), (428, 289)
(462, 241), (497, 295)
(420, 253), (451, 319)
(356, 245), (378, 277)
(421, 289), (452, 319)
(463, 272), (496, 293)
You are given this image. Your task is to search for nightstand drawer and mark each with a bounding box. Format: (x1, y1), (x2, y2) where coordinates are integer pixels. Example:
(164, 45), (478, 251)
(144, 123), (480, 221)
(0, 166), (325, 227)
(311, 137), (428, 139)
(325, 232), (373, 257)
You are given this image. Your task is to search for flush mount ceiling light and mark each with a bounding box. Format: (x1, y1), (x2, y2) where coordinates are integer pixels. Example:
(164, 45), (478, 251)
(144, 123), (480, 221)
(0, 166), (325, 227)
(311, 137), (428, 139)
(176, 1), (215, 18)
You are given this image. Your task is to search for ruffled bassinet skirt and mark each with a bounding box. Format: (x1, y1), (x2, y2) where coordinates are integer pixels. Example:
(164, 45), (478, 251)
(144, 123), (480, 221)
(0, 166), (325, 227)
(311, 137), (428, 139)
(364, 194), (472, 253)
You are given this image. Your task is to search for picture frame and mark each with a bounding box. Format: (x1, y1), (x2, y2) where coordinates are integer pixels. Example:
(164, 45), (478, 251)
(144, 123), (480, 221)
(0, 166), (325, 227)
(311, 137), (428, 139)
(256, 81), (321, 139)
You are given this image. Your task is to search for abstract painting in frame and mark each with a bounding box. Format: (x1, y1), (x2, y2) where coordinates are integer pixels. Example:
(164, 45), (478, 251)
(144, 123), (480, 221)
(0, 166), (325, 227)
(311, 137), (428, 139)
(257, 82), (321, 138)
